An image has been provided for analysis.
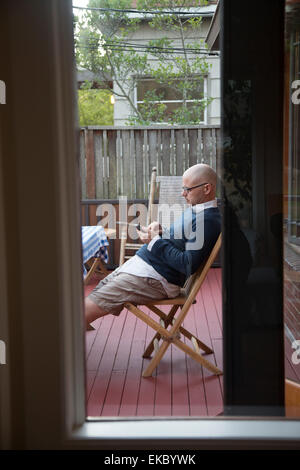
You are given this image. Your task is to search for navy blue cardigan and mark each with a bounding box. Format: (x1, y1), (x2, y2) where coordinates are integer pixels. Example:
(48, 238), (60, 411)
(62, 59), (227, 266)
(136, 206), (221, 287)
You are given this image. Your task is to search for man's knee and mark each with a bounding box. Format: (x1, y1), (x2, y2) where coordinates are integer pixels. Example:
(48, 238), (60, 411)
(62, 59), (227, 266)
(84, 297), (110, 329)
(85, 297), (103, 315)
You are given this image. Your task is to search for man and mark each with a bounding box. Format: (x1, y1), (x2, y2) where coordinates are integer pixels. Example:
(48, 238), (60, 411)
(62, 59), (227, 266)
(85, 163), (221, 330)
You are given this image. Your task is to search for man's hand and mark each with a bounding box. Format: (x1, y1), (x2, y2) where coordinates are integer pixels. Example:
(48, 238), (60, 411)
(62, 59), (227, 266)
(137, 221), (162, 244)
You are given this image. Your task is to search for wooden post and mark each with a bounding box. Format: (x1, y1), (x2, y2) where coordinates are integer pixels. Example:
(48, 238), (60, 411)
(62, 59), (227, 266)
(107, 130), (117, 198)
(85, 129), (96, 199)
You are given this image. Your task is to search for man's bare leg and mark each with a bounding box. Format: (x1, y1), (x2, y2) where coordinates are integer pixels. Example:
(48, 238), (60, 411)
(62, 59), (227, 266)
(85, 297), (109, 330)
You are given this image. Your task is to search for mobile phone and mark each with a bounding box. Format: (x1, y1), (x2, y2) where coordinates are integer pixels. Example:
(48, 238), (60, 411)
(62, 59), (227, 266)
(136, 223), (147, 232)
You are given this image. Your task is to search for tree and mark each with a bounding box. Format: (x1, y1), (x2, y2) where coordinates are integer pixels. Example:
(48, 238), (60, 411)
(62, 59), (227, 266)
(75, 0), (212, 125)
(78, 82), (114, 126)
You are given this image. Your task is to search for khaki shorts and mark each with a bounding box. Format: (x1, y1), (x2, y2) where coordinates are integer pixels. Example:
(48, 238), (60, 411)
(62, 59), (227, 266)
(88, 269), (168, 316)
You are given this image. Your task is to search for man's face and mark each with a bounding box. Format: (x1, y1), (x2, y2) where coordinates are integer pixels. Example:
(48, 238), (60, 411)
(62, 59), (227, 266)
(181, 173), (210, 206)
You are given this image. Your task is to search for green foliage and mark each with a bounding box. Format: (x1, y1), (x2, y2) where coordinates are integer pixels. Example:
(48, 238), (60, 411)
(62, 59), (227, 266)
(75, 0), (212, 125)
(78, 82), (113, 126)
(129, 90), (167, 125)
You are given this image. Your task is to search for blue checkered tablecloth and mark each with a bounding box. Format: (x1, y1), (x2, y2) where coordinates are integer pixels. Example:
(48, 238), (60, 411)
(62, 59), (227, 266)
(81, 226), (109, 273)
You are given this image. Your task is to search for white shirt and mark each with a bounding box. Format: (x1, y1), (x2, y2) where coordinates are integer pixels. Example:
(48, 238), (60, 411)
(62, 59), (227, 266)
(118, 254), (181, 298)
(118, 199), (218, 298)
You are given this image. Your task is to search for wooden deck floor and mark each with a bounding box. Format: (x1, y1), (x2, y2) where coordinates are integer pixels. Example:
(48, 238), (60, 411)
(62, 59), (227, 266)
(85, 267), (223, 418)
(84, 267), (300, 417)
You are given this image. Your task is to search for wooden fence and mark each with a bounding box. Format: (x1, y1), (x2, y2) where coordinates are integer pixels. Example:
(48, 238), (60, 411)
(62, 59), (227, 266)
(80, 125), (221, 200)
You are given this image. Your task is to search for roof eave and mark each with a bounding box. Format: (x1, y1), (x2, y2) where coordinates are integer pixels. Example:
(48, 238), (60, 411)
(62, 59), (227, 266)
(205, 1), (220, 51)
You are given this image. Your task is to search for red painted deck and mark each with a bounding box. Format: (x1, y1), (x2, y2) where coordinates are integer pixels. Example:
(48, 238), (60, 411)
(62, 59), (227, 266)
(85, 267), (223, 417)
(84, 267), (300, 417)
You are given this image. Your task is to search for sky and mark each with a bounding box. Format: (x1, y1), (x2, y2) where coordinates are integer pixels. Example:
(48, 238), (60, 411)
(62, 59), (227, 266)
(72, 0), (89, 25)
(72, 0), (89, 8)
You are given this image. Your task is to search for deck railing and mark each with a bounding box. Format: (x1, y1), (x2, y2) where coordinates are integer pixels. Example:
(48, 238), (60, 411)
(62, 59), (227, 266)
(80, 125), (221, 200)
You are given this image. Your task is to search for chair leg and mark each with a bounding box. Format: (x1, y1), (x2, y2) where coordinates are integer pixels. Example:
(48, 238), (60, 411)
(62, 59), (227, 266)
(142, 305), (179, 358)
(142, 337), (170, 377)
(177, 328), (213, 354)
(119, 231), (127, 265)
(173, 337), (222, 375)
(143, 304), (213, 357)
(84, 257), (109, 284)
(84, 258), (100, 284)
(143, 333), (222, 377)
(126, 301), (222, 377)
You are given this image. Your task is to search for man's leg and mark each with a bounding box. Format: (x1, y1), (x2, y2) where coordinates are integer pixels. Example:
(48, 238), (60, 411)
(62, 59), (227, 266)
(85, 297), (109, 330)
(85, 268), (121, 330)
(84, 272), (169, 331)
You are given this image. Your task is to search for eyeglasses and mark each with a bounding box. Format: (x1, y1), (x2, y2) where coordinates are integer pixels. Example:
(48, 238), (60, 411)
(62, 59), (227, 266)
(182, 182), (209, 193)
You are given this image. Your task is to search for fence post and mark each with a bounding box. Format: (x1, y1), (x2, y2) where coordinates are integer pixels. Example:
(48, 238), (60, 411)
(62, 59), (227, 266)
(85, 129), (96, 199)
(107, 130), (117, 198)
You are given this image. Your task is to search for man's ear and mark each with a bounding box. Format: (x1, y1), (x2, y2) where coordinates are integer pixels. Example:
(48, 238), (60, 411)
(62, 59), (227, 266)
(205, 185), (212, 195)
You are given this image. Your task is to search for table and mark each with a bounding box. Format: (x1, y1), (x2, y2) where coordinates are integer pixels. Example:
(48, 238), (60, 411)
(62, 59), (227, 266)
(81, 226), (116, 284)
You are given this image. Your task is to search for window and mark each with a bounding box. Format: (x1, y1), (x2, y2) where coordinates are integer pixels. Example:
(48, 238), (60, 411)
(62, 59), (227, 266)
(136, 77), (207, 124)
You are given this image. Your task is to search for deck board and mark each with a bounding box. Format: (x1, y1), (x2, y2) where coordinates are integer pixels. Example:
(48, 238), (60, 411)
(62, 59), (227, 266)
(86, 268), (224, 417)
(136, 315), (158, 416)
(119, 311), (148, 416)
(101, 311), (137, 416)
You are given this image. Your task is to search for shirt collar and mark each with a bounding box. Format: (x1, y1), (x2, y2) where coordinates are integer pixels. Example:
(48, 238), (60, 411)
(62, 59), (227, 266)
(192, 198), (218, 213)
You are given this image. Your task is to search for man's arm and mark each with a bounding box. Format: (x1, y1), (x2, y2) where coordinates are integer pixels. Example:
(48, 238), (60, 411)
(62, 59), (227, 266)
(147, 237), (205, 277)
(137, 218), (207, 277)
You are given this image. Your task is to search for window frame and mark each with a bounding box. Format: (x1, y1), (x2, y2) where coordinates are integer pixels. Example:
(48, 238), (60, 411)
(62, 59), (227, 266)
(135, 76), (208, 125)
(0, 123), (11, 450)
(36, 0), (300, 449)
(61, 0), (300, 450)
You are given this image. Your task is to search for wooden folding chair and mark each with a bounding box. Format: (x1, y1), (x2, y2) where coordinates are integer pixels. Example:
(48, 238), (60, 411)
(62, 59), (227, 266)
(83, 228), (116, 284)
(83, 257), (108, 285)
(124, 234), (222, 377)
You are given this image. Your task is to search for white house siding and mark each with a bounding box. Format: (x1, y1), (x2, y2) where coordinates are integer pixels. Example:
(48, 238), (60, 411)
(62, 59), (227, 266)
(113, 14), (220, 126)
(207, 58), (221, 125)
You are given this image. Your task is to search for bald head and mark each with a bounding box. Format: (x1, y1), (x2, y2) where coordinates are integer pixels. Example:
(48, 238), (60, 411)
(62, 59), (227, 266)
(182, 164), (217, 205)
(183, 163), (217, 188)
